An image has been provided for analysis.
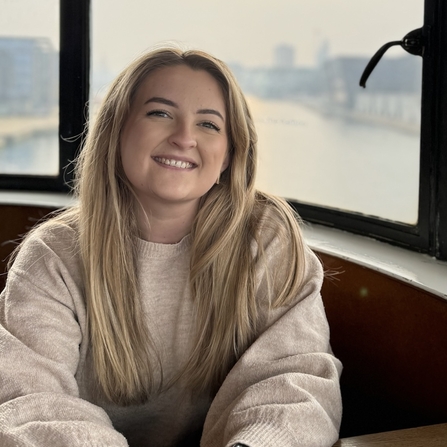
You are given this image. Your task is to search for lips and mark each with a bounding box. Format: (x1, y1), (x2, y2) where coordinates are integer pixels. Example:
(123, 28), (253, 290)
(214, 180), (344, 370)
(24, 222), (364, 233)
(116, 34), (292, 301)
(153, 156), (196, 169)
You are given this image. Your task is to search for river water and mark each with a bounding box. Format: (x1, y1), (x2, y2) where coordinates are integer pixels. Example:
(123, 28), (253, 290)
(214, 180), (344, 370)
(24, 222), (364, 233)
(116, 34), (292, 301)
(250, 97), (419, 224)
(0, 98), (419, 224)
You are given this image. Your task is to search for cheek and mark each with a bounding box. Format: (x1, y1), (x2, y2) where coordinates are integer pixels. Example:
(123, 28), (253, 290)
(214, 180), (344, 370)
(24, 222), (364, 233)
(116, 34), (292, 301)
(120, 140), (131, 174)
(212, 138), (230, 163)
(120, 139), (143, 186)
(121, 129), (147, 169)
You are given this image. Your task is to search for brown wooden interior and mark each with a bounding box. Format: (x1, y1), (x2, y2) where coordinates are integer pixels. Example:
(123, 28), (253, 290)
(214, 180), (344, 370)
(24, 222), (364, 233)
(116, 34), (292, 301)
(318, 251), (447, 437)
(1, 203), (447, 438)
(0, 204), (58, 291)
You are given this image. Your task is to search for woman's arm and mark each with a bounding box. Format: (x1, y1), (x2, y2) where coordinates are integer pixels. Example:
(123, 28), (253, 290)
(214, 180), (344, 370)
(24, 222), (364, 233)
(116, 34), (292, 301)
(0, 228), (128, 447)
(201, 245), (342, 447)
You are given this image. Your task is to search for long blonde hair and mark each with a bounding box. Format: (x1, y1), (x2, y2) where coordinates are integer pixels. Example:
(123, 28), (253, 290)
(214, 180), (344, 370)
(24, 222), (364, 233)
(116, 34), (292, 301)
(18, 48), (307, 404)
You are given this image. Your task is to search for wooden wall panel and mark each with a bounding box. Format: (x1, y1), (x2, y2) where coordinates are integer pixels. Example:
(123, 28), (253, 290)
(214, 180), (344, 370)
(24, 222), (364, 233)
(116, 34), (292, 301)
(317, 252), (447, 437)
(0, 204), (56, 291)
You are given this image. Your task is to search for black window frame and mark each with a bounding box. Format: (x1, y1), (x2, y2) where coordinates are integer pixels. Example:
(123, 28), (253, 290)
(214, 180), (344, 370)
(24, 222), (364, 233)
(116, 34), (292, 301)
(0, 0), (445, 261)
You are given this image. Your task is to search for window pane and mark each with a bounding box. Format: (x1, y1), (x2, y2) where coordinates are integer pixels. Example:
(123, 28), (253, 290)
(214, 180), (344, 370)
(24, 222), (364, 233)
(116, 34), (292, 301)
(0, 0), (59, 176)
(91, 0), (423, 224)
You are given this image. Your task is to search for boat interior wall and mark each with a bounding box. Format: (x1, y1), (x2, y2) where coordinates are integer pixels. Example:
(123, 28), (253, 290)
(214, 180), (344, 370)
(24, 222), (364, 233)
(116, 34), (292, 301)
(318, 251), (447, 437)
(0, 204), (58, 292)
(1, 202), (447, 438)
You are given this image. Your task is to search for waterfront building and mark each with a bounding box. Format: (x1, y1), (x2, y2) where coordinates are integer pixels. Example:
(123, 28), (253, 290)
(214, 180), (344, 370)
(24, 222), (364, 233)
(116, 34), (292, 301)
(0, 37), (58, 116)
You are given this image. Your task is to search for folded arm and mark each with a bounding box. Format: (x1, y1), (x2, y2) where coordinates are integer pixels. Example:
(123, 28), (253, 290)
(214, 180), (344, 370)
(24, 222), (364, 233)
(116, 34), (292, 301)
(202, 248), (342, 447)
(0, 231), (128, 447)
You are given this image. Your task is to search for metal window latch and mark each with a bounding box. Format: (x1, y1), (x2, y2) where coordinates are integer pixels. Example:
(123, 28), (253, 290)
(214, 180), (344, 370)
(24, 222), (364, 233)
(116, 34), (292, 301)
(359, 28), (424, 88)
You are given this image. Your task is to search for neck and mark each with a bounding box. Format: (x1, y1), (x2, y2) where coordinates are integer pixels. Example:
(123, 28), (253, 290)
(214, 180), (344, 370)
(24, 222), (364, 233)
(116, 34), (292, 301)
(137, 200), (199, 244)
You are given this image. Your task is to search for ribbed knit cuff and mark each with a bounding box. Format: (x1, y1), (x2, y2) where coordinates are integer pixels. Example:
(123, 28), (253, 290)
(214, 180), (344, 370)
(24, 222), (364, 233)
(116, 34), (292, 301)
(226, 421), (296, 447)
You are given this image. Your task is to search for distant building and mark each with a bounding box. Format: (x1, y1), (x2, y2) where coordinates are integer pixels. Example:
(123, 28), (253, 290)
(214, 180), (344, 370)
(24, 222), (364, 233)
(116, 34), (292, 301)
(234, 65), (319, 99)
(231, 47), (421, 130)
(274, 44), (295, 68)
(316, 39), (330, 68)
(322, 55), (422, 128)
(322, 56), (368, 109)
(0, 37), (58, 116)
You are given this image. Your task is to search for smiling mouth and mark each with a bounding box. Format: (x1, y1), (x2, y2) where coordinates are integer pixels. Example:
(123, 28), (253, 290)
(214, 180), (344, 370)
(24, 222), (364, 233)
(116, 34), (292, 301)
(153, 157), (196, 169)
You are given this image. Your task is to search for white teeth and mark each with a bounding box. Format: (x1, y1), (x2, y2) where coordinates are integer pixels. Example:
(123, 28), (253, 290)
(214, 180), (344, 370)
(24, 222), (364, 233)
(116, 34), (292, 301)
(155, 157), (193, 169)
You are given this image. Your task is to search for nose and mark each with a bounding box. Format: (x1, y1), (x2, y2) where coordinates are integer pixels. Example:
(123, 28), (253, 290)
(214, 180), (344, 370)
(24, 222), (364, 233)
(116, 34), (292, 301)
(168, 121), (197, 150)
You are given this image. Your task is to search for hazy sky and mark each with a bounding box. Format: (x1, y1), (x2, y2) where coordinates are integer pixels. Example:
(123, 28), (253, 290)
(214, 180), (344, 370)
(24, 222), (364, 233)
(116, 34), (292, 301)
(1, 0), (423, 73)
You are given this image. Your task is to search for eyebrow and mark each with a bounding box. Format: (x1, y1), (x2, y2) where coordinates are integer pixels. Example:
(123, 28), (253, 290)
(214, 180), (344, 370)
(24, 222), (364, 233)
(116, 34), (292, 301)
(197, 108), (225, 121)
(144, 96), (177, 107)
(144, 96), (225, 121)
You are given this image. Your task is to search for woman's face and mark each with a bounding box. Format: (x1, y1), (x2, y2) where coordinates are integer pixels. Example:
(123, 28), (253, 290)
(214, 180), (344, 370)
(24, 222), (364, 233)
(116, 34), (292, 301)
(120, 64), (229, 214)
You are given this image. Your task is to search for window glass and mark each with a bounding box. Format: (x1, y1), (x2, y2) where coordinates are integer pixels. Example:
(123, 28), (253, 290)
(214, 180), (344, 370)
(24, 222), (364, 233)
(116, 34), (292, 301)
(0, 0), (59, 176)
(91, 0), (423, 224)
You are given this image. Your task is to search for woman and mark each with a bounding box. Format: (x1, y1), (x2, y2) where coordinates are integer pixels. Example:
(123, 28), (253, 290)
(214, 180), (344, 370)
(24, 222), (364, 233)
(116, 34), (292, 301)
(0, 47), (342, 447)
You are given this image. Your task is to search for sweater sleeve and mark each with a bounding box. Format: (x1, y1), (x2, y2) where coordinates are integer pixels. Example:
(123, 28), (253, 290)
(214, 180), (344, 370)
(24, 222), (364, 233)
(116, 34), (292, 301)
(201, 243), (343, 447)
(0, 228), (128, 447)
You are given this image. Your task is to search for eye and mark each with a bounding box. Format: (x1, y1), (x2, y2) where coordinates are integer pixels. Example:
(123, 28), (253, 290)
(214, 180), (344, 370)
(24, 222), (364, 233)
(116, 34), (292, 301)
(200, 121), (221, 132)
(146, 109), (171, 118)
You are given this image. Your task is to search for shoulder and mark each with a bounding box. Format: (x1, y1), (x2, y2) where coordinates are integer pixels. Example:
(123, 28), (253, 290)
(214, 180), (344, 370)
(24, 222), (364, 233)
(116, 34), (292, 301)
(252, 191), (304, 257)
(10, 209), (81, 279)
(2, 209), (85, 322)
(252, 192), (324, 300)
(253, 192), (301, 243)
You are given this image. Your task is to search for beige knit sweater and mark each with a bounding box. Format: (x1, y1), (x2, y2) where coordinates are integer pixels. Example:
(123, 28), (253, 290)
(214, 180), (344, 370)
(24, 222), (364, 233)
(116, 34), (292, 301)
(0, 221), (342, 447)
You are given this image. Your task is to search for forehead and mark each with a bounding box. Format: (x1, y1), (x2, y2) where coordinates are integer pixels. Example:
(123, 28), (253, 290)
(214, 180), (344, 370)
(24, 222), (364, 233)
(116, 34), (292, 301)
(134, 64), (226, 110)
